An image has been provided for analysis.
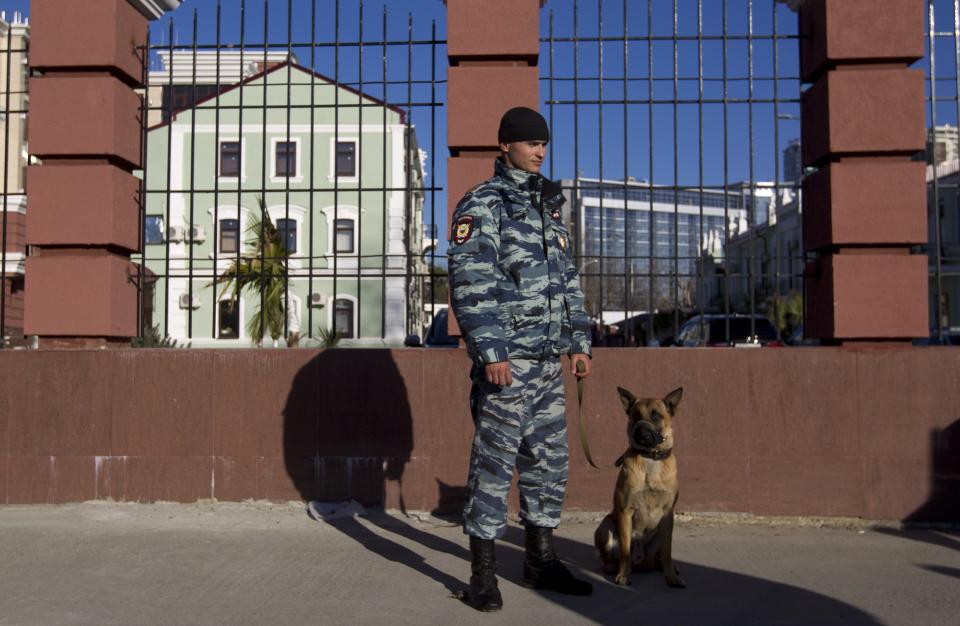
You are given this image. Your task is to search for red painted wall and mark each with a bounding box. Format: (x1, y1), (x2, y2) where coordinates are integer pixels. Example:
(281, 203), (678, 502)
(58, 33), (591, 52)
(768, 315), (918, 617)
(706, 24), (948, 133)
(1, 348), (957, 522)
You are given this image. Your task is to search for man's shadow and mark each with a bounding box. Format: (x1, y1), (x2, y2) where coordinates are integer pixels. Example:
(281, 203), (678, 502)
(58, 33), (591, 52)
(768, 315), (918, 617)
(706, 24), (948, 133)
(283, 348), (479, 595)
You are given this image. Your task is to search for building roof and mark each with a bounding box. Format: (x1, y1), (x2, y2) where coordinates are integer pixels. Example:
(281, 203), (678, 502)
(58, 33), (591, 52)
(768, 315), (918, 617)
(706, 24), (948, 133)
(148, 60), (407, 131)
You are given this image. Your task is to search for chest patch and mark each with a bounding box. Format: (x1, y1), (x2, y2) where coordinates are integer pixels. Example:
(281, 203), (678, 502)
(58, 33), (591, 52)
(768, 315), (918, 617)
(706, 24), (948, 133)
(557, 233), (568, 252)
(550, 208), (562, 220)
(453, 216), (475, 245)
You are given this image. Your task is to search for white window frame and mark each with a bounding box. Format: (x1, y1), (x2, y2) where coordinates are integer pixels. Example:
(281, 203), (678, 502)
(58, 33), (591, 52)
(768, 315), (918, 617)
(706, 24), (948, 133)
(270, 136), (303, 184)
(329, 137), (359, 183)
(329, 294), (359, 339)
(266, 204), (307, 262)
(207, 205), (251, 257)
(217, 137), (247, 184)
(215, 293), (245, 341)
(320, 205), (360, 258)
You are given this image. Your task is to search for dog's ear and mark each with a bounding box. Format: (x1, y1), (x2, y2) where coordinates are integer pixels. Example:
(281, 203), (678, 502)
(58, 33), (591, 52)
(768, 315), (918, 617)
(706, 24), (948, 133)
(617, 387), (637, 413)
(663, 387), (683, 414)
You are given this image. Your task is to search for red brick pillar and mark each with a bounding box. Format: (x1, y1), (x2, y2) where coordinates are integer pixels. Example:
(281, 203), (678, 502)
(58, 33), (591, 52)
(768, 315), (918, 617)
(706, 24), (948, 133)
(800, 0), (928, 344)
(444, 0), (543, 335)
(25, 0), (180, 348)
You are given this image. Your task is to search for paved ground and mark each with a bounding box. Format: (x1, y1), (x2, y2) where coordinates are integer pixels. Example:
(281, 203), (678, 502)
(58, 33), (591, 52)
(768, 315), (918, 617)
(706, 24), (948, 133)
(0, 502), (958, 626)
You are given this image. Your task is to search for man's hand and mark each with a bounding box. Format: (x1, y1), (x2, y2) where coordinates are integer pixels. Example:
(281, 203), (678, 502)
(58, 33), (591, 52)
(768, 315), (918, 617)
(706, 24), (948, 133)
(571, 353), (591, 378)
(484, 361), (512, 387)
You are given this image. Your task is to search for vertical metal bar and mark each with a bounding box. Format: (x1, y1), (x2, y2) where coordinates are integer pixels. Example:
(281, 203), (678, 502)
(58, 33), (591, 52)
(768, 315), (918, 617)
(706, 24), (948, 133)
(211, 0), (222, 339)
(672, 0), (679, 337)
(138, 25), (151, 340)
(573, 0), (581, 307)
(598, 0), (605, 335)
(381, 5), (389, 340)
(259, 0), (269, 343)
(746, 0), (756, 337)
(548, 11), (555, 181)
(721, 0), (731, 337)
(356, 0), (364, 339)
(235, 0), (247, 342)
(333, 0), (340, 338)
(930, 0), (943, 341)
(622, 0), (630, 343)
(307, 0), (317, 339)
(0, 21), (13, 340)
(697, 0), (705, 323)
(429, 17), (437, 326)
(772, 0), (783, 342)
(950, 0), (960, 338)
(647, 0), (654, 341)
(282, 0), (293, 340)
(405, 12), (413, 338)
(163, 17), (175, 337)
(186, 9), (198, 339)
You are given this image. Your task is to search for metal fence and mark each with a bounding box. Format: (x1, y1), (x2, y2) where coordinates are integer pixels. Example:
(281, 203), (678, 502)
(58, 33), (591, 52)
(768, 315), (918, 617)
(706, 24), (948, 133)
(541, 0), (805, 347)
(926, 0), (960, 344)
(4, 1), (958, 347)
(134, 0), (446, 347)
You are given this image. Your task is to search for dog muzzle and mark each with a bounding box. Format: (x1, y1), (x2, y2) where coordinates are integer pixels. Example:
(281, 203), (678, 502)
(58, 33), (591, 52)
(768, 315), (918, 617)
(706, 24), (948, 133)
(631, 420), (664, 450)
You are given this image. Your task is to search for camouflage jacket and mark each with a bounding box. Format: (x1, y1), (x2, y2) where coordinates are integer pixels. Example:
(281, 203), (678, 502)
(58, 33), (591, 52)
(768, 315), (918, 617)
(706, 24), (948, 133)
(448, 159), (592, 364)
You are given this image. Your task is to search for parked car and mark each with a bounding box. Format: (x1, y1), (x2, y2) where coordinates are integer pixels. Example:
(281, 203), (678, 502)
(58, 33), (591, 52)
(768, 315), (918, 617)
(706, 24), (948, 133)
(674, 314), (782, 347)
(424, 307), (460, 348)
(913, 328), (960, 346)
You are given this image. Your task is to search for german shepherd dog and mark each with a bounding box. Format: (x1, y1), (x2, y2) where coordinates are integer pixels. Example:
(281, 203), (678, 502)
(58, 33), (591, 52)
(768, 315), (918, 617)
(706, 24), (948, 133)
(594, 387), (686, 588)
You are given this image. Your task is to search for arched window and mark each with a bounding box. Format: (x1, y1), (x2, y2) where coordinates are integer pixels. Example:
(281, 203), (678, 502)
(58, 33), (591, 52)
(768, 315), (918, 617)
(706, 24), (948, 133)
(335, 218), (355, 254)
(276, 218), (297, 254)
(334, 298), (354, 339)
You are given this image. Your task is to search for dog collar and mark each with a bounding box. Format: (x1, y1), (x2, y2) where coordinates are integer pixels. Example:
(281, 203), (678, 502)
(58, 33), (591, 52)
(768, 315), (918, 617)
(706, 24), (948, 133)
(636, 447), (672, 461)
(614, 447), (673, 466)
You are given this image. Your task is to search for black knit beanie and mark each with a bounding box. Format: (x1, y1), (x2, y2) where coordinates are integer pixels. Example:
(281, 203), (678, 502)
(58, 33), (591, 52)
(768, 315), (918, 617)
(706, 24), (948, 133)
(498, 106), (550, 144)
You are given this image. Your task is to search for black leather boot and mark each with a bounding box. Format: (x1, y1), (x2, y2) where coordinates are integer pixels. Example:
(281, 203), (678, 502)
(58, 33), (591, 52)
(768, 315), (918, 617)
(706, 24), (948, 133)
(522, 525), (593, 596)
(467, 536), (503, 611)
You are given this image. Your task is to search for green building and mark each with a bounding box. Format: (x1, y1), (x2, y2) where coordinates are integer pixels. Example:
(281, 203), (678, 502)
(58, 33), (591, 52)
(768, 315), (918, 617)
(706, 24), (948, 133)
(138, 57), (428, 346)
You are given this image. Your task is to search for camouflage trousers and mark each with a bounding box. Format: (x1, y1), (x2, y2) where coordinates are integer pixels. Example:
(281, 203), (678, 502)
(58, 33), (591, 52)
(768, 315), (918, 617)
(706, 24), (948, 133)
(463, 357), (569, 539)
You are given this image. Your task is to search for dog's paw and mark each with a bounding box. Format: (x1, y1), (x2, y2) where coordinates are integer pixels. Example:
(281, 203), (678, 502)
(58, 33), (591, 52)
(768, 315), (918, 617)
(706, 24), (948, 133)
(664, 565), (686, 588)
(614, 573), (632, 586)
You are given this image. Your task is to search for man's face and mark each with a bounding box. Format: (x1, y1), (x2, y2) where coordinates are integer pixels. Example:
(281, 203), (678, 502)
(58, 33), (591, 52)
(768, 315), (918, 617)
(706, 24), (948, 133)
(501, 140), (548, 174)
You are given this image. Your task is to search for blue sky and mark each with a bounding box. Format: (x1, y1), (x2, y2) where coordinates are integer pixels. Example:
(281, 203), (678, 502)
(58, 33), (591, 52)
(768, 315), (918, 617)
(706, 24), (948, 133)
(3, 0), (956, 248)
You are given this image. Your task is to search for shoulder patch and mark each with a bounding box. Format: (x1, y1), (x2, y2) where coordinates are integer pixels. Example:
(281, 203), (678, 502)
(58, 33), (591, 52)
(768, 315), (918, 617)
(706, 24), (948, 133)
(452, 215), (477, 245)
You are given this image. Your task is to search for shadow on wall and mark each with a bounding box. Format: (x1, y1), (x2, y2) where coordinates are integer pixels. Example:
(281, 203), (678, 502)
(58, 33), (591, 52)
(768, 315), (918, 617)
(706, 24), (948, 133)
(907, 418), (960, 523)
(282, 349), (413, 507)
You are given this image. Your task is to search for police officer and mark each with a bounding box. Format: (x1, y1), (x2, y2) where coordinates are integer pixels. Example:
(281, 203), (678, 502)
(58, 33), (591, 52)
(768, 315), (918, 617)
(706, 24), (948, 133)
(448, 107), (593, 611)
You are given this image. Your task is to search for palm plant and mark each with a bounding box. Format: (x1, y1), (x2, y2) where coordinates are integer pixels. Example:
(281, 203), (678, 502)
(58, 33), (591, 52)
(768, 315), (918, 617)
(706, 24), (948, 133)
(211, 196), (291, 346)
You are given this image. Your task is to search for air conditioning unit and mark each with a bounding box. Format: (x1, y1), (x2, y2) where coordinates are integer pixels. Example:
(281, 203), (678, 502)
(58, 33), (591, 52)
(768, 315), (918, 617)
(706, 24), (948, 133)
(167, 225), (185, 242)
(189, 225), (206, 243)
(178, 293), (201, 310)
(309, 292), (327, 308)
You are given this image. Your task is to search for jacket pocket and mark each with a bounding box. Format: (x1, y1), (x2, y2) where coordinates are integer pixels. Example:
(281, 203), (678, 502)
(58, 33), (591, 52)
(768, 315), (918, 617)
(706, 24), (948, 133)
(510, 262), (549, 295)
